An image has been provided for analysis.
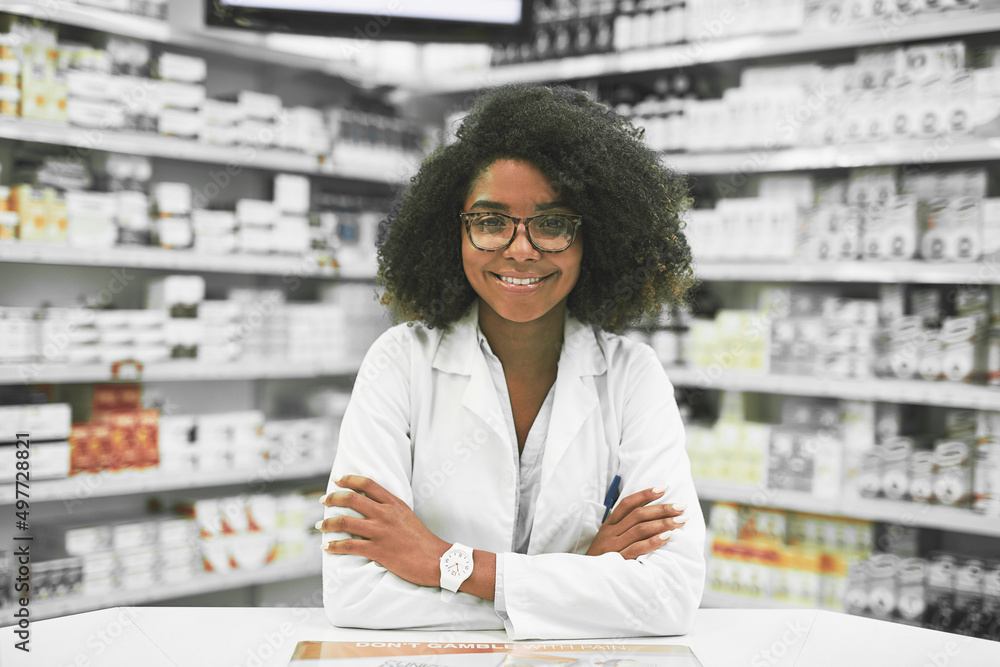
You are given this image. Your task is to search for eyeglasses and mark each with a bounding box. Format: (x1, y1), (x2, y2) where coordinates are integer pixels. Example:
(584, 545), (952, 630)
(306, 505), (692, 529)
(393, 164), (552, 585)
(460, 211), (582, 253)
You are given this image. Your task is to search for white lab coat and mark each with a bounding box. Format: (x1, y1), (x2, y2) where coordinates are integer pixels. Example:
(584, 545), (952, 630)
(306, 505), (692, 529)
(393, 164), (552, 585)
(322, 302), (706, 640)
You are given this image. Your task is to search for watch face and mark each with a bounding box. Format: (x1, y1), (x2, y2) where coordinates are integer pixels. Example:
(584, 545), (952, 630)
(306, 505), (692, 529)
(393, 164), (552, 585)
(443, 550), (472, 577)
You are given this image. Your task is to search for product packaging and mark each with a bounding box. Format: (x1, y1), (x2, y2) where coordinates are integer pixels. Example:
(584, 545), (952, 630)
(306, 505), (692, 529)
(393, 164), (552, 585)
(973, 411), (1000, 516)
(950, 558), (987, 637)
(867, 553), (900, 620)
(933, 438), (974, 507)
(879, 437), (914, 500)
(909, 450), (936, 503)
(896, 557), (928, 627)
(154, 53), (207, 83)
(940, 315), (988, 383)
(926, 552), (959, 632)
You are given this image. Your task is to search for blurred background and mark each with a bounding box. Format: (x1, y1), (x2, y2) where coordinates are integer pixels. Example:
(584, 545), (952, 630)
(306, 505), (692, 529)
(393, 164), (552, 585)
(0, 0), (999, 644)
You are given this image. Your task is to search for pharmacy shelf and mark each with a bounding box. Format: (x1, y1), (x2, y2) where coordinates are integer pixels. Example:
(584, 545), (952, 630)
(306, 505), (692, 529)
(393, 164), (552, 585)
(667, 136), (1000, 175)
(665, 367), (1000, 410)
(7, 553), (322, 626)
(0, 359), (362, 385)
(0, 1), (389, 86)
(700, 591), (808, 610)
(694, 260), (1000, 285)
(417, 11), (1000, 94)
(0, 119), (407, 184)
(0, 459), (333, 504)
(0, 1), (171, 41)
(0, 242), (350, 277)
(696, 480), (1000, 538)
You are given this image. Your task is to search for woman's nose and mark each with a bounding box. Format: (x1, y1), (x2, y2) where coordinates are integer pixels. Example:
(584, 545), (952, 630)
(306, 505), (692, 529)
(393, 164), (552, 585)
(503, 222), (541, 260)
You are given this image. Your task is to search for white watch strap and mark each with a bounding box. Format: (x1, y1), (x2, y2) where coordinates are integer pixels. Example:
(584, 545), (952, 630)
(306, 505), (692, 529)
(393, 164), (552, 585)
(440, 542), (474, 599)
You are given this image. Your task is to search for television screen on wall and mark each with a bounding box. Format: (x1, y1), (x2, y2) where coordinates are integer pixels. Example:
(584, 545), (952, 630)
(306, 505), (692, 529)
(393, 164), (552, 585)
(206, 0), (534, 42)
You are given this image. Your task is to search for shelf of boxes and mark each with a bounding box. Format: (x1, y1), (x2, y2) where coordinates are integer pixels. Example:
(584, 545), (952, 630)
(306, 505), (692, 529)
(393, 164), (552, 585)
(665, 367), (1000, 410)
(0, 242), (355, 277)
(19, 552), (322, 625)
(0, 359), (362, 385)
(0, 1), (171, 42)
(0, 459), (332, 504)
(666, 137), (1000, 176)
(0, 119), (407, 184)
(418, 11), (1000, 94)
(0, 1), (383, 85)
(696, 480), (1000, 538)
(694, 260), (1000, 285)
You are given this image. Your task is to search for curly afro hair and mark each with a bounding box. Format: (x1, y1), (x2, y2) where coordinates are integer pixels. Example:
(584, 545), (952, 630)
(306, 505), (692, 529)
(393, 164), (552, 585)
(376, 83), (694, 333)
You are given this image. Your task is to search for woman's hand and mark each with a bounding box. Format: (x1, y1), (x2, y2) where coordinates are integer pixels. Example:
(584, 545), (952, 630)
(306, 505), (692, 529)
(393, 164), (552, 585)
(585, 487), (687, 560)
(318, 475), (450, 588)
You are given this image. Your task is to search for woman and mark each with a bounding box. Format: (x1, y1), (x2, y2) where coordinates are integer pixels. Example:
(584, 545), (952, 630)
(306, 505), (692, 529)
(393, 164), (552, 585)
(317, 84), (705, 639)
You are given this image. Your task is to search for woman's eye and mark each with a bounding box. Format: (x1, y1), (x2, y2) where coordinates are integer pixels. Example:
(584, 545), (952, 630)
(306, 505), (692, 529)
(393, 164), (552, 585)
(478, 217), (508, 230)
(537, 216), (570, 231)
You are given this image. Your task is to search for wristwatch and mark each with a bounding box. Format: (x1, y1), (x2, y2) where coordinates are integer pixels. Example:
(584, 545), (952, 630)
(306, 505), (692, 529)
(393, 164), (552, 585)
(439, 543), (474, 599)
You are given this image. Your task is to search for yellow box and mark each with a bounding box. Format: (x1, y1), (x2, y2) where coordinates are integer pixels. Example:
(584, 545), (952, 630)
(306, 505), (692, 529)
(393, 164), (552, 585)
(0, 57), (18, 87)
(0, 210), (18, 240)
(50, 77), (67, 122)
(43, 188), (68, 242)
(19, 60), (51, 120)
(10, 185), (47, 240)
(0, 86), (18, 116)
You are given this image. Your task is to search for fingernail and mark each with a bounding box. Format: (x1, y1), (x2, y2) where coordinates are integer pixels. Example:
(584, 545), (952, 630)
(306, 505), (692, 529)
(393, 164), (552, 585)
(659, 531), (673, 540)
(652, 486), (666, 494)
(318, 494), (330, 505)
(672, 502), (688, 512)
(673, 515), (688, 525)
(314, 520), (325, 530)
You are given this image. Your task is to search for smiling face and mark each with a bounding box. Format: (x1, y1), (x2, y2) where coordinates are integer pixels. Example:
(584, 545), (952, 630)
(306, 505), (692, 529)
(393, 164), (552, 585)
(461, 159), (583, 326)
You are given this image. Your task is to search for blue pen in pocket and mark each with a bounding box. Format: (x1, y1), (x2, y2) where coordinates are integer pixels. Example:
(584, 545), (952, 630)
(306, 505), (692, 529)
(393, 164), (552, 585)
(602, 475), (622, 523)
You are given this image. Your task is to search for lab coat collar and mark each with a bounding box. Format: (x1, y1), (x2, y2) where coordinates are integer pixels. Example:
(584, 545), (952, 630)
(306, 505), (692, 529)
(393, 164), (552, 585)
(433, 301), (607, 494)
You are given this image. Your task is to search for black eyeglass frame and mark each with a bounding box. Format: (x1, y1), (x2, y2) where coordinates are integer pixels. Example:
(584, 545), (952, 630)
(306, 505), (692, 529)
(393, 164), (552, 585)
(460, 211), (583, 253)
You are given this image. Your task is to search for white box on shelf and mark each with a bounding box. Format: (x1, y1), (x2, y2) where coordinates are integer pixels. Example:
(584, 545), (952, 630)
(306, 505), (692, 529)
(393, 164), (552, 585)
(274, 174), (310, 214)
(159, 82), (207, 110)
(114, 191), (150, 230)
(0, 403), (72, 442)
(192, 210), (237, 233)
(146, 275), (206, 312)
(160, 108), (203, 138)
(154, 183), (193, 216)
(65, 189), (113, 215)
(273, 216), (311, 254)
(156, 53), (208, 83)
(154, 217), (193, 249)
(238, 90), (282, 120)
(66, 70), (119, 101)
(0, 440), (69, 482)
(68, 214), (117, 249)
(67, 98), (126, 129)
(236, 199), (276, 227)
(201, 99), (244, 126)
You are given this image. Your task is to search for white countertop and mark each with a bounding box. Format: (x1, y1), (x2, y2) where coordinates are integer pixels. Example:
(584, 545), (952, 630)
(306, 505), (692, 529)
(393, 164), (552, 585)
(1, 606), (998, 666)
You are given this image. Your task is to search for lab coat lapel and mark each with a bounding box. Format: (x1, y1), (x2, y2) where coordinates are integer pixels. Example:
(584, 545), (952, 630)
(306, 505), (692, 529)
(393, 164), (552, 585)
(432, 302), (511, 449)
(540, 317), (605, 486)
(462, 353), (511, 448)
